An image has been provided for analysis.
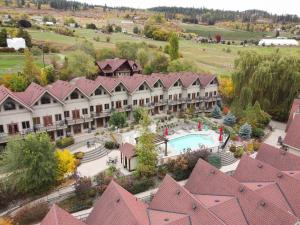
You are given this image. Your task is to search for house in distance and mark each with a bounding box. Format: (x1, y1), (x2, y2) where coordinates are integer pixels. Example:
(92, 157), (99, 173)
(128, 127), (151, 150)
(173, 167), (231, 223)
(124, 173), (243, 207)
(96, 58), (141, 77)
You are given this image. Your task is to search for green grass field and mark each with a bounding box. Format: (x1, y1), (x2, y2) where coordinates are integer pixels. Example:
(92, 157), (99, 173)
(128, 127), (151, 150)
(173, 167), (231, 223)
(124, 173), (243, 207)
(1, 27), (299, 76)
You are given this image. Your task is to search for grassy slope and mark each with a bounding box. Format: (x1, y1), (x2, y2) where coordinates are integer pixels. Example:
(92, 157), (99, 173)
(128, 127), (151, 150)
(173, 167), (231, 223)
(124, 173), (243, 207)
(2, 27), (299, 76)
(181, 23), (273, 41)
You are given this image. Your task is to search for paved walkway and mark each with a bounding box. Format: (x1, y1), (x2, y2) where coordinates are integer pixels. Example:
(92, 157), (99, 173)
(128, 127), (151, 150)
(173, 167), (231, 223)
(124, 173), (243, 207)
(77, 150), (131, 177)
(264, 120), (287, 148)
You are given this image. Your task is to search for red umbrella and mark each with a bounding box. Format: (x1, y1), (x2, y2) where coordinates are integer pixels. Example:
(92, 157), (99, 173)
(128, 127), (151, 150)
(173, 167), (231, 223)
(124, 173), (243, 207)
(198, 121), (202, 131)
(219, 126), (223, 134)
(165, 127), (168, 136)
(219, 132), (223, 142)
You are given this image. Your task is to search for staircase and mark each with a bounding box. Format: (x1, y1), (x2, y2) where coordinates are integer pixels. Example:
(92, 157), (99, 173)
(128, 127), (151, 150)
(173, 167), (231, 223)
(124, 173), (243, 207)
(81, 146), (108, 164)
(215, 151), (238, 167)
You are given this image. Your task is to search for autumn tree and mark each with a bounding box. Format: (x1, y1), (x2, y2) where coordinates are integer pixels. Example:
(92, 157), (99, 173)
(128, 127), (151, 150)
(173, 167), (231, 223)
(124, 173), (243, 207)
(136, 48), (149, 68)
(55, 149), (76, 181)
(0, 217), (15, 225)
(218, 76), (234, 103)
(64, 50), (98, 78)
(23, 48), (40, 83)
(136, 109), (157, 177)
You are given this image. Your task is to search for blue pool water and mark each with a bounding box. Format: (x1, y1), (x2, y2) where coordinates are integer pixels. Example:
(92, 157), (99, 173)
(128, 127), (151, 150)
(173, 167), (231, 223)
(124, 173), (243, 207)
(169, 134), (215, 153)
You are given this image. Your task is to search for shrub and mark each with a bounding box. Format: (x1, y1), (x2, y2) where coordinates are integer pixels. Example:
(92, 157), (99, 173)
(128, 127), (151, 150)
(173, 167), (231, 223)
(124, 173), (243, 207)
(128, 177), (154, 194)
(208, 154), (222, 169)
(211, 105), (222, 119)
(54, 27), (74, 36)
(56, 137), (75, 148)
(104, 141), (119, 149)
(234, 147), (244, 158)
(74, 151), (85, 160)
(252, 127), (264, 139)
(31, 46), (42, 56)
(86, 23), (97, 29)
(223, 113), (236, 126)
(253, 140), (261, 151)
(13, 202), (49, 225)
(239, 123), (252, 140)
(229, 145), (236, 153)
(75, 177), (92, 200)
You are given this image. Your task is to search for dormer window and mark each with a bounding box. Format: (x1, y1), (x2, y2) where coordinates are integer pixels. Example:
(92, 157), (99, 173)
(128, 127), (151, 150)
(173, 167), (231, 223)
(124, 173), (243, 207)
(174, 81), (181, 87)
(115, 86), (122, 92)
(154, 82), (160, 88)
(95, 88), (102, 95)
(70, 92), (79, 99)
(193, 81), (198, 86)
(4, 100), (16, 111)
(41, 96), (51, 104)
(139, 85), (145, 91)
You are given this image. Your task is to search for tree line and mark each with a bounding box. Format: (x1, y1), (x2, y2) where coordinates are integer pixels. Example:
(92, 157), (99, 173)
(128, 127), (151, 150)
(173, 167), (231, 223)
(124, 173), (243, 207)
(150, 7), (300, 24)
(32, 0), (92, 10)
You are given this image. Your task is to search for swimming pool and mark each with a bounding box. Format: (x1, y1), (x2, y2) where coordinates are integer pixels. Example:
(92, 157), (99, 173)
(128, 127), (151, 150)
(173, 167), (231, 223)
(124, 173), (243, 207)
(168, 134), (216, 154)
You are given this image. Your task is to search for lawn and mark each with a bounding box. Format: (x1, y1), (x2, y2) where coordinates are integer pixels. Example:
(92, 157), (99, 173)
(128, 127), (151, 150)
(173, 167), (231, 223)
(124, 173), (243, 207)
(0, 53), (60, 76)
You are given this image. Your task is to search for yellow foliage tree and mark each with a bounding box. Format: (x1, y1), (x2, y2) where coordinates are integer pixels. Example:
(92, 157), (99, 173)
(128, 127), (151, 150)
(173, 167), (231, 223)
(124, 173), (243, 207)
(218, 76), (234, 103)
(55, 149), (76, 181)
(0, 217), (16, 225)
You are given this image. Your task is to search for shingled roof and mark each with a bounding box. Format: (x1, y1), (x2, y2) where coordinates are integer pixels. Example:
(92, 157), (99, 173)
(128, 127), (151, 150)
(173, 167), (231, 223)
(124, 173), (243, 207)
(256, 143), (300, 171)
(185, 159), (300, 225)
(234, 155), (300, 217)
(286, 98), (300, 131)
(86, 180), (149, 225)
(119, 142), (136, 158)
(284, 114), (300, 152)
(41, 204), (85, 225)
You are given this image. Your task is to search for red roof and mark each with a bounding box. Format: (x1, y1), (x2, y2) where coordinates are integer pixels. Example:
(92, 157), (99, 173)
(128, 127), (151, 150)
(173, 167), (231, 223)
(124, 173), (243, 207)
(234, 155), (300, 217)
(284, 114), (300, 151)
(256, 143), (300, 171)
(185, 159), (299, 225)
(148, 209), (190, 225)
(119, 143), (136, 158)
(286, 98), (300, 131)
(150, 175), (225, 225)
(96, 58), (141, 74)
(41, 204), (85, 225)
(86, 180), (149, 225)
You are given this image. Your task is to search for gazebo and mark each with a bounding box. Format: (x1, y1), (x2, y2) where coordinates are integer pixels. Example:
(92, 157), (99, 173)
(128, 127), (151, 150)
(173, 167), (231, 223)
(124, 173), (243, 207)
(119, 143), (137, 171)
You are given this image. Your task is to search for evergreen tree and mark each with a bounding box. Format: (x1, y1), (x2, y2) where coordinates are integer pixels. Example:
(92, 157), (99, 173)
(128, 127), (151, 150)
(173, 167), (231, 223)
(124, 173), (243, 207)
(0, 29), (8, 47)
(168, 32), (179, 60)
(211, 105), (222, 119)
(239, 123), (252, 140)
(136, 109), (157, 177)
(223, 113), (236, 126)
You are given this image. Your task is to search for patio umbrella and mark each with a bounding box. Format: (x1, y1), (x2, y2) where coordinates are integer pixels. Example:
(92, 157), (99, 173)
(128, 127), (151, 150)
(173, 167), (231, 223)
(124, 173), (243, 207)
(165, 127), (168, 136)
(219, 132), (223, 142)
(219, 126), (223, 134)
(198, 121), (202, 131)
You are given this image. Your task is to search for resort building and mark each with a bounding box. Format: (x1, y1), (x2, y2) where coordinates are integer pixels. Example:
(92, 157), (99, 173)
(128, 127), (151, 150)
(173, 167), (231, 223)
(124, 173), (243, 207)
(0, 73), (220, 146)
(41, 147), (300, 225)
(96, 58), (141, 76)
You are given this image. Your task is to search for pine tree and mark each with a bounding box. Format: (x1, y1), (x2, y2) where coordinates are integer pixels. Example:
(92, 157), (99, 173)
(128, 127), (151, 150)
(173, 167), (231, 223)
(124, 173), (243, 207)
(211, 105), (222, 119)
(239, 123), (252, 140)
(223, 113), (236, 126)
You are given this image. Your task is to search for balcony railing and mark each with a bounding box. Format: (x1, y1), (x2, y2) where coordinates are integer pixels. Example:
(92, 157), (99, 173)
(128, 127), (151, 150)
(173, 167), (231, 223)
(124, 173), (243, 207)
(34, 121), (68, 132)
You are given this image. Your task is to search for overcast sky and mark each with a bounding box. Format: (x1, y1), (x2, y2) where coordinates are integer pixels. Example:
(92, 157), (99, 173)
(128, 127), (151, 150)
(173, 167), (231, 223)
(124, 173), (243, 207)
(76, 0), (300, 16)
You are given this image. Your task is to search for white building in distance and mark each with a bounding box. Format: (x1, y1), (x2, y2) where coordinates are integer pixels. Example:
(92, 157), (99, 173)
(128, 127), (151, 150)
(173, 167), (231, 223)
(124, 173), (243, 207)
(259, 37), (299, 46)
(6, 38), (26, 50)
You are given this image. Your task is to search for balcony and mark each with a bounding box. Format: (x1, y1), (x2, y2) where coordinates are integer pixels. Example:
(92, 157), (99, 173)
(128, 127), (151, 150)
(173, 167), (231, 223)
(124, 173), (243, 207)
(154, 100), (165, 106)
(167, 99), (184, 105)
(91, 109), (112, 118)
(34, 121), (68, 132)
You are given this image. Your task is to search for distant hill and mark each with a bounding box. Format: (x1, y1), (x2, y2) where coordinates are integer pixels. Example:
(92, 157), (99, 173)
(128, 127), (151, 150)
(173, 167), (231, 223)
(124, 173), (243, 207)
(2, 0), (93, 10)
(149, 7), (300, 24)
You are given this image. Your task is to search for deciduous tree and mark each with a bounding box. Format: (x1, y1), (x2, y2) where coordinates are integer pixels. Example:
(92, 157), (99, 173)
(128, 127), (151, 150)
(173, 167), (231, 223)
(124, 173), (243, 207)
(55, 149), (76, 181)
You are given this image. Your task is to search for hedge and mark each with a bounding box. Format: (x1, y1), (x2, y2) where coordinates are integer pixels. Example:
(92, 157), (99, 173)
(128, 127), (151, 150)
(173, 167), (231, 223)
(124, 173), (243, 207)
(56, 137), (75, 148)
